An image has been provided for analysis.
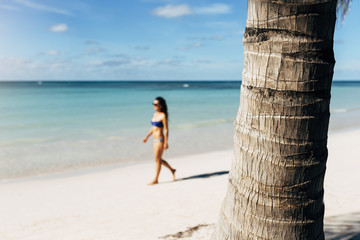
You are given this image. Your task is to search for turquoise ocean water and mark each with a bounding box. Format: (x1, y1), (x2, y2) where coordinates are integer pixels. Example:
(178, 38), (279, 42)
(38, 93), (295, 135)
(1, 81), (360, 180)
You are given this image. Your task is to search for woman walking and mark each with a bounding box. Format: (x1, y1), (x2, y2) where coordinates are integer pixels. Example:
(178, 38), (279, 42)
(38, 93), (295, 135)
(143, 97), (176, 185)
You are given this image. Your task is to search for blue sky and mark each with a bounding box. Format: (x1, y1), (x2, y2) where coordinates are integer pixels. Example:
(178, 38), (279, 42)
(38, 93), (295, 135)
(0, 0), (359, 81)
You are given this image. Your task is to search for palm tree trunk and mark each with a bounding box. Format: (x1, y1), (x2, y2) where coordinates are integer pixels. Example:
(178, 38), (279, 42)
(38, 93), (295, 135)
(212, 0), (337, 239)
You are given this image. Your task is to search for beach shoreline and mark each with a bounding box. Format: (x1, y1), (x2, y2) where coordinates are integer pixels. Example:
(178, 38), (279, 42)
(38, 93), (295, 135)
(1, 128), (360, 240)
(1, 122), (355, 184)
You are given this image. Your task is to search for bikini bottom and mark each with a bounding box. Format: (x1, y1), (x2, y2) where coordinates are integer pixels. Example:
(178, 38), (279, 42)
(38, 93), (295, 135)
(153, 137), (164, 142)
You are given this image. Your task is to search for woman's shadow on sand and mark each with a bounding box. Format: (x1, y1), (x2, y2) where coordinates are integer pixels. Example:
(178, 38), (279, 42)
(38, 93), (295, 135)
(159, 171), (229, 185)
(175, 171), (229, 182)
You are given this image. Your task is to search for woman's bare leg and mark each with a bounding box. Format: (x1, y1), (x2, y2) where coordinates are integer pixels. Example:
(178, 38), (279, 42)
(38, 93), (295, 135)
(161, 159), (176, 180)
(148, 142), (163, 185)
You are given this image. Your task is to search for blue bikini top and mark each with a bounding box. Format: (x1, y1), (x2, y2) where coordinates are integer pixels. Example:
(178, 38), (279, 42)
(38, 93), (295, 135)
(151, 121), (164, 128)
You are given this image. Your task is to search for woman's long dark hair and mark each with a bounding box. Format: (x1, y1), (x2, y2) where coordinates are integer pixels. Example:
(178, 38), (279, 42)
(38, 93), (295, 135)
(155, 96), (168, 119)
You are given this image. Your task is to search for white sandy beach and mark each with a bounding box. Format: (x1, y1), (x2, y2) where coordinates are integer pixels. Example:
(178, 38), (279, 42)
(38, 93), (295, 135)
(0, 129), (359, 240)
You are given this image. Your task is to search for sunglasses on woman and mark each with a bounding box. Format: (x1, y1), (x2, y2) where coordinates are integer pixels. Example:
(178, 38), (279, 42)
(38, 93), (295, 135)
(152, 103), (159, 106)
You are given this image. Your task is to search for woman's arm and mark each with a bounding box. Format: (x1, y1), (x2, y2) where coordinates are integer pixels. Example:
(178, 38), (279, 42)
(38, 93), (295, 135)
(143, 128), (153, 143)
(163, 116), (169, 149)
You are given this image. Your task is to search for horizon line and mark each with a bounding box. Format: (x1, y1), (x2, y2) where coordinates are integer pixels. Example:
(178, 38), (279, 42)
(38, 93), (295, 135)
(0, 80), (359, 83)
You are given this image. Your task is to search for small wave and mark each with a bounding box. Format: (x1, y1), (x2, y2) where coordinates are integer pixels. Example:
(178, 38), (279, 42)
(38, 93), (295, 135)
(331, 107), (360, 113)
(332, 108), (348, 113)
(107, 136), (124, 141)
(174, 119), (233, 129)
(183, 84), (189, 88)
(0, 138), (49, 147)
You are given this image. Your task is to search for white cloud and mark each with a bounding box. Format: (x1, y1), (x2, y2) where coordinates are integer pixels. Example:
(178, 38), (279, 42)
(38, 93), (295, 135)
(135, 46), (150, 51)
(193, 59), (211, 64)
(12, 0), (72, 15)
(151, 4), (193, 18)
(188, 36), (207, 41)
(85, 40), (99, 45)
(0, 57), (33, 65)
(0, 55), (243, 81)
(158, 59), (181, 66)
(109, 54), (130, 59)
(151, 3), (231, 19)
(84, 47), (106, 55)
(42, 50), (62, 56)
(98, 60), (131, 67)
(0, 57), (70, 79)
(178, 42), (204, 51)
(191, 42), (204, 48)
(49, 24), (68, 33)
(195, 4), (231, 14)
(87, 56), (134, 68)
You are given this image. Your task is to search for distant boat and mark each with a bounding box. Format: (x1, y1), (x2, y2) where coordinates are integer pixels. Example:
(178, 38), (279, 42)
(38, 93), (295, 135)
(183, 84), (189, 88)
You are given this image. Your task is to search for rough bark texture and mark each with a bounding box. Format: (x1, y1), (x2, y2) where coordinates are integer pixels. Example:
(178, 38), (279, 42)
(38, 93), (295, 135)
(212, 0), (337, 239)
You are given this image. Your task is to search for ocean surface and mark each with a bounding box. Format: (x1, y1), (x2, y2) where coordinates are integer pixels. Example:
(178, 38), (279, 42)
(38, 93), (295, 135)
(1, 81), (360, 180)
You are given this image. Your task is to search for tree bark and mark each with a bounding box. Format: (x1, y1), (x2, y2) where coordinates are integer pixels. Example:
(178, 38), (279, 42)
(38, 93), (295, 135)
(212, 0), (337, 239)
